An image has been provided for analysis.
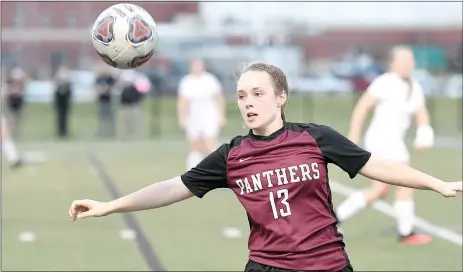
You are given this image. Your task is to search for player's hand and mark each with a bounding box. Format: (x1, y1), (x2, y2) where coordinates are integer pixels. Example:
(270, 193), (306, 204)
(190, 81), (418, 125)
(413, 125), (434, 150)
(436, 181), (463, 198)
(69, 199), (114, 221)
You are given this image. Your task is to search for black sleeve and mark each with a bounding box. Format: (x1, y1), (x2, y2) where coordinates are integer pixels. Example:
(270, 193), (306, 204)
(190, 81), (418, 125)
(180, 144), (229, 198)
(311, 125), (371, 179)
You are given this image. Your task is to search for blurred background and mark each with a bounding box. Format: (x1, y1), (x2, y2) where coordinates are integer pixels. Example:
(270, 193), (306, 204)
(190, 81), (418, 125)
(1, 1), (462, 271)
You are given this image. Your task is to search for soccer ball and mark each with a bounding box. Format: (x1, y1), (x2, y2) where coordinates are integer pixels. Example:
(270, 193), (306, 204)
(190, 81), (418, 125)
(91, 3), (158, 69)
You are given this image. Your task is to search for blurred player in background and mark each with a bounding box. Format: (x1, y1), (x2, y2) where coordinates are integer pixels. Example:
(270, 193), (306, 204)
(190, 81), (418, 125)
(94, 64), (117, 138)
(1, 114), (23, 168)
(4, 66), (28, 139)
(1, 71), (23, 168)
(177, 58), (226, 170)
(336, 46), (435, 245)
(53, 66), (73, 139)
(119, 70), (150, 138)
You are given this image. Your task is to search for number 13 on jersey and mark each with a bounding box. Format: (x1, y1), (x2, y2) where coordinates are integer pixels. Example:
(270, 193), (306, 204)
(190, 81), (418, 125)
(269, 189), (291, 219)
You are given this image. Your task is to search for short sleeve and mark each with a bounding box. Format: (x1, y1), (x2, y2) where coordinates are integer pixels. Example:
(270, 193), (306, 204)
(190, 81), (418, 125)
(181, 144), (229, 198)
(210, 75), (223, 94)
(366, 77), (384, 99)
(178, 77), (188, 96)
(310, 125), (371, 179)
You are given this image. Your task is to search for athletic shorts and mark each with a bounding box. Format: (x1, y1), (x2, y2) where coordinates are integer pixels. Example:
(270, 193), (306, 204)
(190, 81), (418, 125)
(364, 133), (410, 164)
(185, 117), (219, 140)
(244, 259), (354, 272)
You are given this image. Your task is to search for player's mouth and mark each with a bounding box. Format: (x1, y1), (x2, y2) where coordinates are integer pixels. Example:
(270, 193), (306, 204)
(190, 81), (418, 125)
(246, 112), (258, 121)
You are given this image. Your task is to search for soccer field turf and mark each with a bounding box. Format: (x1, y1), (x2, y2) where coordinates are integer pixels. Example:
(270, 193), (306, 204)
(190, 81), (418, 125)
(2, 95), (462, 271)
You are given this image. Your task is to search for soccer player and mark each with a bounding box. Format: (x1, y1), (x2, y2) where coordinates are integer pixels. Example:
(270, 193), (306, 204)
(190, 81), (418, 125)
(4, 66), (28, 139)
(177, 58), (226, 170)
(69, 62), (462, 272)
(335, 46), (435, 245)
(1, 115), (23, 168)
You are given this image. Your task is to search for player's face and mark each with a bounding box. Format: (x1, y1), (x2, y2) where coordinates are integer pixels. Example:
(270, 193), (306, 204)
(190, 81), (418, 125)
(190, 59), (205, 75)
(392, 49), (415, 77)
(236, 71), (285, 132)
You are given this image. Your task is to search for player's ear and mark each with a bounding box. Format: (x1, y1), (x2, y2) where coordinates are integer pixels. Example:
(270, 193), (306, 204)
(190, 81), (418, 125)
(276, 90), (287, 106)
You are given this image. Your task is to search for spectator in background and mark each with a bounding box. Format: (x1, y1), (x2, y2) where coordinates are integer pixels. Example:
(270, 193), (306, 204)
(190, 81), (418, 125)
(53, 66), (73, 139)
(5, 66), (28, 139)
(119, 70), (150, 138)
(1, 78), (23, 168)
(94, 64), (117, 138)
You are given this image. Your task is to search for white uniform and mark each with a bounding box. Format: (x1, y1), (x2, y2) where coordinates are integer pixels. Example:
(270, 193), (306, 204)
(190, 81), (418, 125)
(178, 72), (223, 140)
(364, 72), (425, 163)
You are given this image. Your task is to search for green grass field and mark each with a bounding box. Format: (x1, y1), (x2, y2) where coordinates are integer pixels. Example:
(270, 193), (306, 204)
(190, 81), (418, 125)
(2, 95), (462, 271)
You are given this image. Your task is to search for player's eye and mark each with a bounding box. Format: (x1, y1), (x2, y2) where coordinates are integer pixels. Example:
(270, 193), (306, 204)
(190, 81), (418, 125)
(255, 92), (263, 97)
(237, 94), (245, 100)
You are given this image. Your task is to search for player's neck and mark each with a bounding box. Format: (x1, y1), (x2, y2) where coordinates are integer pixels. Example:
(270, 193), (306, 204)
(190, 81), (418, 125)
(391, 71), (409, 80)
(190, 71), (204, 77)
(252, 119), (284, 136)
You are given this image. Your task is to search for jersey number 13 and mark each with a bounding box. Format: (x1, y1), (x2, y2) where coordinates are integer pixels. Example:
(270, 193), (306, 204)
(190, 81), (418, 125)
(269, 189), (291, 219)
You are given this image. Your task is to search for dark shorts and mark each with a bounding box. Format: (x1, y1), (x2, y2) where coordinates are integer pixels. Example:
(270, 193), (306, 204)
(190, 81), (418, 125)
(244, 259), (354, 272)
(7, 96), (24, 112)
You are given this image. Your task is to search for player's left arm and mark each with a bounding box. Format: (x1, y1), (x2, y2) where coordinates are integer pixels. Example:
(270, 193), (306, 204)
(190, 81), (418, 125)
(412, 84), (434, 150)
(213, 76), (226, 126)
(313, 124), (462, 198)
(359, 156), (461, 197)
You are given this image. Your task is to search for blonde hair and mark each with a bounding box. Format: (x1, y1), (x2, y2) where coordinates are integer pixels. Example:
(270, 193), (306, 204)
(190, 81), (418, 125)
(388, 45), (413, 63)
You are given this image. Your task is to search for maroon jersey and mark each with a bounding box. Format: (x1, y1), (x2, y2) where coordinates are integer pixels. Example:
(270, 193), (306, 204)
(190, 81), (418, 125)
(181, 122), (371, 271)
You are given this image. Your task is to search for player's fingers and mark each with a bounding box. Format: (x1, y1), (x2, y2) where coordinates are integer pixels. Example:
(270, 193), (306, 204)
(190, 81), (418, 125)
(69, 201), (80, 216)
(69, 206), (75, 218)
(447, 191), (457, 197)
(69, 200), (89, 220)
(77, 210), (96, 219)
(450, 182), (462, 192)
(71, 200), (85, 210)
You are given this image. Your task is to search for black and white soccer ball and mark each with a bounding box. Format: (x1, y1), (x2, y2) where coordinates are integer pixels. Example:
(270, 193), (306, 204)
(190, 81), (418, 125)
(91, 3), (158, 69)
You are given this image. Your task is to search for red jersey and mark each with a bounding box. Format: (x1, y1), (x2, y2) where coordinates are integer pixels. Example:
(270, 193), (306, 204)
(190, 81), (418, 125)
(181, 122), (371, 271)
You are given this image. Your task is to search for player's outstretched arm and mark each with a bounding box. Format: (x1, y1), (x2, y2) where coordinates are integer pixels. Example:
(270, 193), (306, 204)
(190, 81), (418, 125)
(69, 176), (194, 221)
(359, 156), (462, 197)
(348, 92), (376, 144)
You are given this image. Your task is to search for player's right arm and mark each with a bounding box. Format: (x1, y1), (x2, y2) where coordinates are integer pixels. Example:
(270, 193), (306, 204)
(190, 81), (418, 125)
(69, 176), (194, 221)
(348, 79), (381, 144)
(177, 78), (188, 130)
(69, 144), (229, 221)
